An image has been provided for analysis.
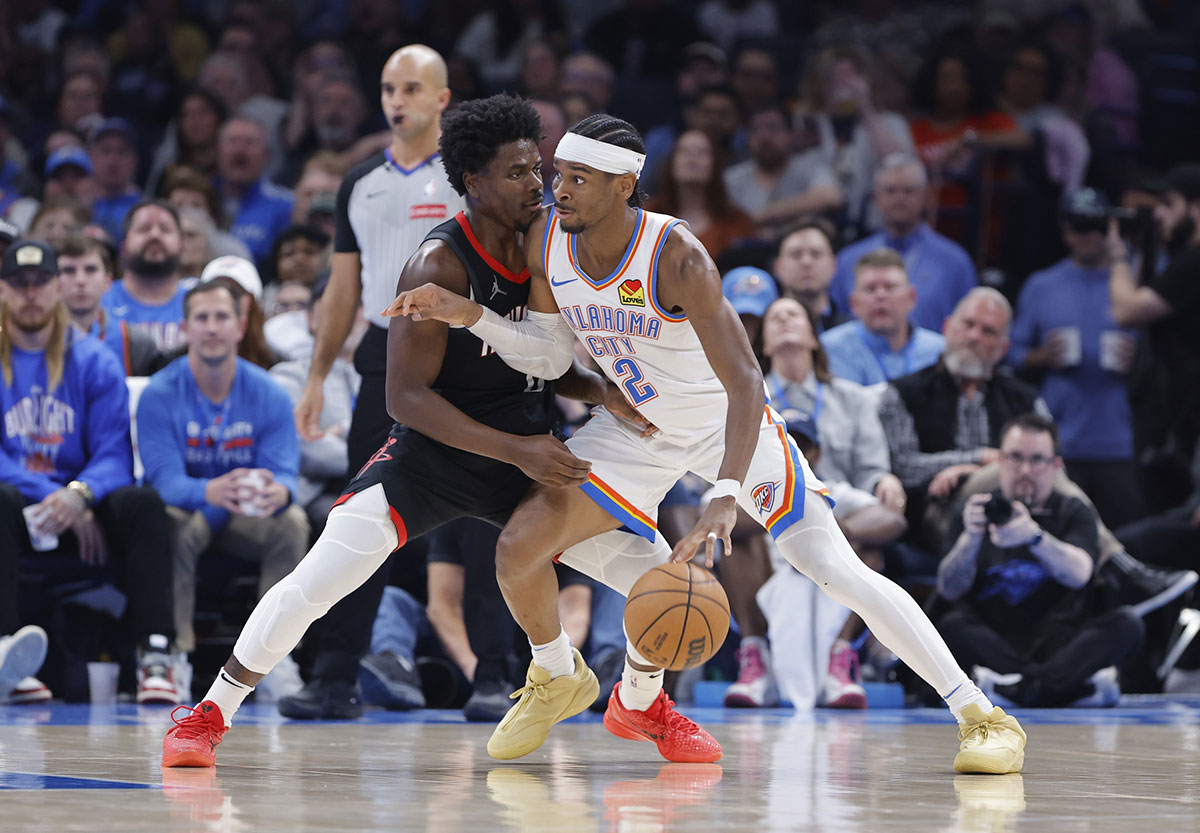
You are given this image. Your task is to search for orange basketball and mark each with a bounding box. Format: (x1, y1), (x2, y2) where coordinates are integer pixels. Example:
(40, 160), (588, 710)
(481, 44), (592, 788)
(624, 562), (731, 672)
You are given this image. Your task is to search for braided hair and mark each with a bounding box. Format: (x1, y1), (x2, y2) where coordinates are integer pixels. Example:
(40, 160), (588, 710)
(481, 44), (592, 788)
(567, 114), (646, 207)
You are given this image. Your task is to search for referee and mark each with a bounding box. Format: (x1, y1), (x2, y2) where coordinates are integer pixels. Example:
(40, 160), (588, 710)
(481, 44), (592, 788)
(285, 44), (466, 718)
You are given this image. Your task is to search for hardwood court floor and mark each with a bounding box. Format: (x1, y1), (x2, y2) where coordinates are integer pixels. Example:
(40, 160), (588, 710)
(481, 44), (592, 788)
(1, 702), (1198, 832)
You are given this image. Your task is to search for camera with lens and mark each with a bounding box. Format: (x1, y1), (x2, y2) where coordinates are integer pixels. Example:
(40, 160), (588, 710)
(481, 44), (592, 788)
(983, 494), (1014, 526)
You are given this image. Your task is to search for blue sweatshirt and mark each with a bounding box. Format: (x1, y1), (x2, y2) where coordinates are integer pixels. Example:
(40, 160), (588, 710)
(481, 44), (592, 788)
(1008, 258), (1136, 461)
(101, 279), (187, 352)
(0, 330), (133, 503)
(137, 356), (300, 530)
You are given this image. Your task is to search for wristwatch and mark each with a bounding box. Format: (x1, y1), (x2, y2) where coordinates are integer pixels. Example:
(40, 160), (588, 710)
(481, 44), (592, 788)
(67, 480), (94, 507)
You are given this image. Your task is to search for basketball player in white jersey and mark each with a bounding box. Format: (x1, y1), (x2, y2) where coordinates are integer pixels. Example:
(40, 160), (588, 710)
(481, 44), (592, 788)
(393, 113), (1028, 774)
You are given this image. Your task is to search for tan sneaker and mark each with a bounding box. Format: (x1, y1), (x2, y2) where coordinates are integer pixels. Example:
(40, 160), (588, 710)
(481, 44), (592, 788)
(954, 704), (1027, 774)
(487, 648), (598, 760)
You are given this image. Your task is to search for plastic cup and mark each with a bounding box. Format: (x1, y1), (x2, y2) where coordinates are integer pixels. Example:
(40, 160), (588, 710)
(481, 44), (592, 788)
(87, 661), (120, 704)
(22, 505), (58, 552)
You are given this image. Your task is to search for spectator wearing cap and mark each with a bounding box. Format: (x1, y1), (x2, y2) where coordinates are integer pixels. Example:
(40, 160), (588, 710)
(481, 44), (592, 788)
(646, 129), (756, 261)
(0, 239), (178, 705)
(102, 200), (187, 352)
(215, 118), (295, 269)
(820, 248), (945, 387)
(268, 225), (330, 288)
(43, 147), (98, 211)
(1109, 163), (1200, 513)
(58, 235), (161, 376)
(88, 119), (143, 244)
(136, 279), (308, 659)
(772, 217), (845, 333)
(1010, 189), (1141, 529)
(269, 275), (361, 532)
(830, 154), (977, 331)
(198, 254), (281, 370)
(721, 265), (777, 346)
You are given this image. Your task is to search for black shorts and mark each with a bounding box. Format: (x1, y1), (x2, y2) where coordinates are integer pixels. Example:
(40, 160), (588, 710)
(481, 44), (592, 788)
(338, 426), (533, 546)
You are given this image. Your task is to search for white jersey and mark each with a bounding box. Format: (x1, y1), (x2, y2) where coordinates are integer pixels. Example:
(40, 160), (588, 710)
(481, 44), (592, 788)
(543, 207), (730, 443)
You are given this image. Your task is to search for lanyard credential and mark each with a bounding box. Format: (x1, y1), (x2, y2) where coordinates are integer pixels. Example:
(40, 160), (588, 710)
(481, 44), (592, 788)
(768, 372), (824, 426)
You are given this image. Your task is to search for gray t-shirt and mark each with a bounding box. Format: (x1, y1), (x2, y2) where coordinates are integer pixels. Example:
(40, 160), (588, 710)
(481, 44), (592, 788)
(723, 150), (837, 217)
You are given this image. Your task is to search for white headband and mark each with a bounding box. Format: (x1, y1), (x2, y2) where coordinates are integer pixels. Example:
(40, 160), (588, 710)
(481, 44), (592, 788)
(555, 132), (645, 177)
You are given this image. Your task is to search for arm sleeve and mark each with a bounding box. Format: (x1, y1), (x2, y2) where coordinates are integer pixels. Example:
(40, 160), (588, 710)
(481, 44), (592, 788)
(0, 447), (59, 502)
(75, 348), (134, 501)
(256, 380), (301, 505)
(333, 168), (360, 254)
(878, 384), (983, 488)
(467, 308), (576, 380)
(136, 381), (209, 510)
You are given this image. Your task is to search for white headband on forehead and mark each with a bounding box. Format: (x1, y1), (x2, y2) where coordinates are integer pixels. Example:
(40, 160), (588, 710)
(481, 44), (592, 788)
(555, 132), (645, 177)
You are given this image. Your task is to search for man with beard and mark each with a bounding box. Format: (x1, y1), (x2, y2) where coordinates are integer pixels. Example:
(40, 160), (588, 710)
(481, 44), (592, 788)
(102, 201), (188, 352)
(1109, 163), (1200, 512)
(936, 412), (1143, 708)
(878, 288), (1049, 552)
(0, 239), (177, 704)
(281, 73), (370, 187)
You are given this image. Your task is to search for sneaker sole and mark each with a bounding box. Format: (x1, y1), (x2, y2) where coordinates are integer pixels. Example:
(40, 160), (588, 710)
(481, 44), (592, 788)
(162, 749), (216, 768)
(824, 691), (868, 709)
(1130, 571), (1199, 618)
(954, 749), (1024, 775)
(0, 627), (48, 697)
(487, 671), (599, 760)
(6, 689), (52, 705)
(723, 693), (774, 708)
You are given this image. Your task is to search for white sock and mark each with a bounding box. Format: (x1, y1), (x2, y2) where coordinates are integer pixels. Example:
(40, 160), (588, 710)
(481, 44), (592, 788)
(942, 675), (995, 724)
(530, 627), (575, 679)
(618, 640), (664, 711)
(202, 669), (254, 727)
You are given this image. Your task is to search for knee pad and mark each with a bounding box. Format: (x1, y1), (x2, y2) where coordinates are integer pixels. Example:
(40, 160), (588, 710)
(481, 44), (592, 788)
(234, 579), (332, 674)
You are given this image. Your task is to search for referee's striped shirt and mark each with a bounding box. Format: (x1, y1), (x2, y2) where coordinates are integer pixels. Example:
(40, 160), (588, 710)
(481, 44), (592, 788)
(335, 149), (467, 328)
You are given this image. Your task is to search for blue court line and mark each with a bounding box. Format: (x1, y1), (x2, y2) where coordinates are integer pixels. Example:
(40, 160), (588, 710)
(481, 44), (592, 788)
(0, 771), (153, 790)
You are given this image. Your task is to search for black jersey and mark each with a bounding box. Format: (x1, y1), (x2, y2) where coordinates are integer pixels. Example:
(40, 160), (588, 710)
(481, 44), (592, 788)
(421, 211), (555, 437)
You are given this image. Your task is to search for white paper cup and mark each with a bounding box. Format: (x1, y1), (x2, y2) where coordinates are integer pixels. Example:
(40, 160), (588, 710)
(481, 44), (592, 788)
(1052, 327), (1082, 367)
(87, 661), (120, 704)
(1099, 330), (1132, 373)
(237, 471), (267, 517)
(22, 505), (58, 552)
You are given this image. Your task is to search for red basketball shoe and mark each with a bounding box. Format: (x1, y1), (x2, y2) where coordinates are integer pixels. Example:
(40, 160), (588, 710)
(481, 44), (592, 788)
(162, 701), (227, 767)
(602, 682), (722, 763)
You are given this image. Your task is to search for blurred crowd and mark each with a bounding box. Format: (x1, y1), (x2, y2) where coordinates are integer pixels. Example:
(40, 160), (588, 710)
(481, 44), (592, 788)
(1, 0), (1200, 714)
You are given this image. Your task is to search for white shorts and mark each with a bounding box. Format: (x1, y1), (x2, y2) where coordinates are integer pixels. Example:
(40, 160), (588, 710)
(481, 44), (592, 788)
(568, 405), (829, 543)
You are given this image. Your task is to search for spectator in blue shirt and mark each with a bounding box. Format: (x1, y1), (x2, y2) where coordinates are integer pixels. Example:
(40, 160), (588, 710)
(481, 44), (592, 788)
(0, 239), (177, 705)
(102, 201), (188, 352)
(821, 247), (945, 386)
(215, 118), (294, 269)
(830, 154), (977, 331)
(57, 235), (161, 376)
(138, 280), (308, 656)
(87, 119), (143, 245)
(1010, 189), (1142, 529)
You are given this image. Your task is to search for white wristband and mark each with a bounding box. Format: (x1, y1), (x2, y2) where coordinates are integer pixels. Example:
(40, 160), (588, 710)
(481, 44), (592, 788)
(709, 479), (741, 501)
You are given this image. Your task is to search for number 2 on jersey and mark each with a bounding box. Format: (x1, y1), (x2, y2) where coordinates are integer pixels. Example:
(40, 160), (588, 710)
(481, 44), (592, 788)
(612, 358), (658, 406)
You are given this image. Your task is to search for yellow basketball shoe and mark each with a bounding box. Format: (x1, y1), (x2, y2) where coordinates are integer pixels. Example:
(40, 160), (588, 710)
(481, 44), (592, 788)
(953, 704), (1027, 774)
(487, 648), (599, 760)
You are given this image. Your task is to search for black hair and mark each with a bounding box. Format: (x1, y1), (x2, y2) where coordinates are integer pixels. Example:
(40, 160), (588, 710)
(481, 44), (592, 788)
(1000, 411), (1061, 456)
(568, 113), (647, 207)
(440, 93), (543, 197)
(911, 46), (996, 116)
(267, 224), (331, 282)
(776, 216), (840, 257)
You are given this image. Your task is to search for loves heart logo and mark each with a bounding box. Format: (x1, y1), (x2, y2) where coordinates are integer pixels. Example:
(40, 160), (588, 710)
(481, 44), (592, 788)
(618, 279), (645, 307)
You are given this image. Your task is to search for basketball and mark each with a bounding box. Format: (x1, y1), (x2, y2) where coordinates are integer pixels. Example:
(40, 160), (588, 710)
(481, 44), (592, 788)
(624, 562), (731, 672)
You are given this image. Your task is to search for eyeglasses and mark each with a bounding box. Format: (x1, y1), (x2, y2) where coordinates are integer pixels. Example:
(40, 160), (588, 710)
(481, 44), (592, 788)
(1001, 451), (1055, 469)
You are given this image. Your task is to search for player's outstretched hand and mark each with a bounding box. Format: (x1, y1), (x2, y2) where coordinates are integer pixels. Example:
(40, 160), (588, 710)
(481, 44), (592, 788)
(512, 435), (592, 486)
(602, 381), (658, 438)
(382, 282), (480, 326)
(671, 497), (736, 567)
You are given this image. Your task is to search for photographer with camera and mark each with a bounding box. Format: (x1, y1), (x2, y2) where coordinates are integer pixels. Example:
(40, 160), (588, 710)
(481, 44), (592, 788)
(1010, 189), (1143, 529)
(935, 413), (1143, 707)
(1109, 163), (1200, 513)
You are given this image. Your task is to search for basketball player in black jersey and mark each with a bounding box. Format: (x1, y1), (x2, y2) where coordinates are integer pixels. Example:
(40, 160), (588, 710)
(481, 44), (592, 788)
(162, 95), (653, 767)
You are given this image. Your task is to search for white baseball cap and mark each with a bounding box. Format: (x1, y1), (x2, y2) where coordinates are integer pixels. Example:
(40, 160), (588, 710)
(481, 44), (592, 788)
(200, 255), (262, 301)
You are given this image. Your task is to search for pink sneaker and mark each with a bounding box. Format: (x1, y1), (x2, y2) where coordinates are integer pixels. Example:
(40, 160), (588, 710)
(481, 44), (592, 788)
(823, 640), (867, 709)
(723, 637), (778, 708)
